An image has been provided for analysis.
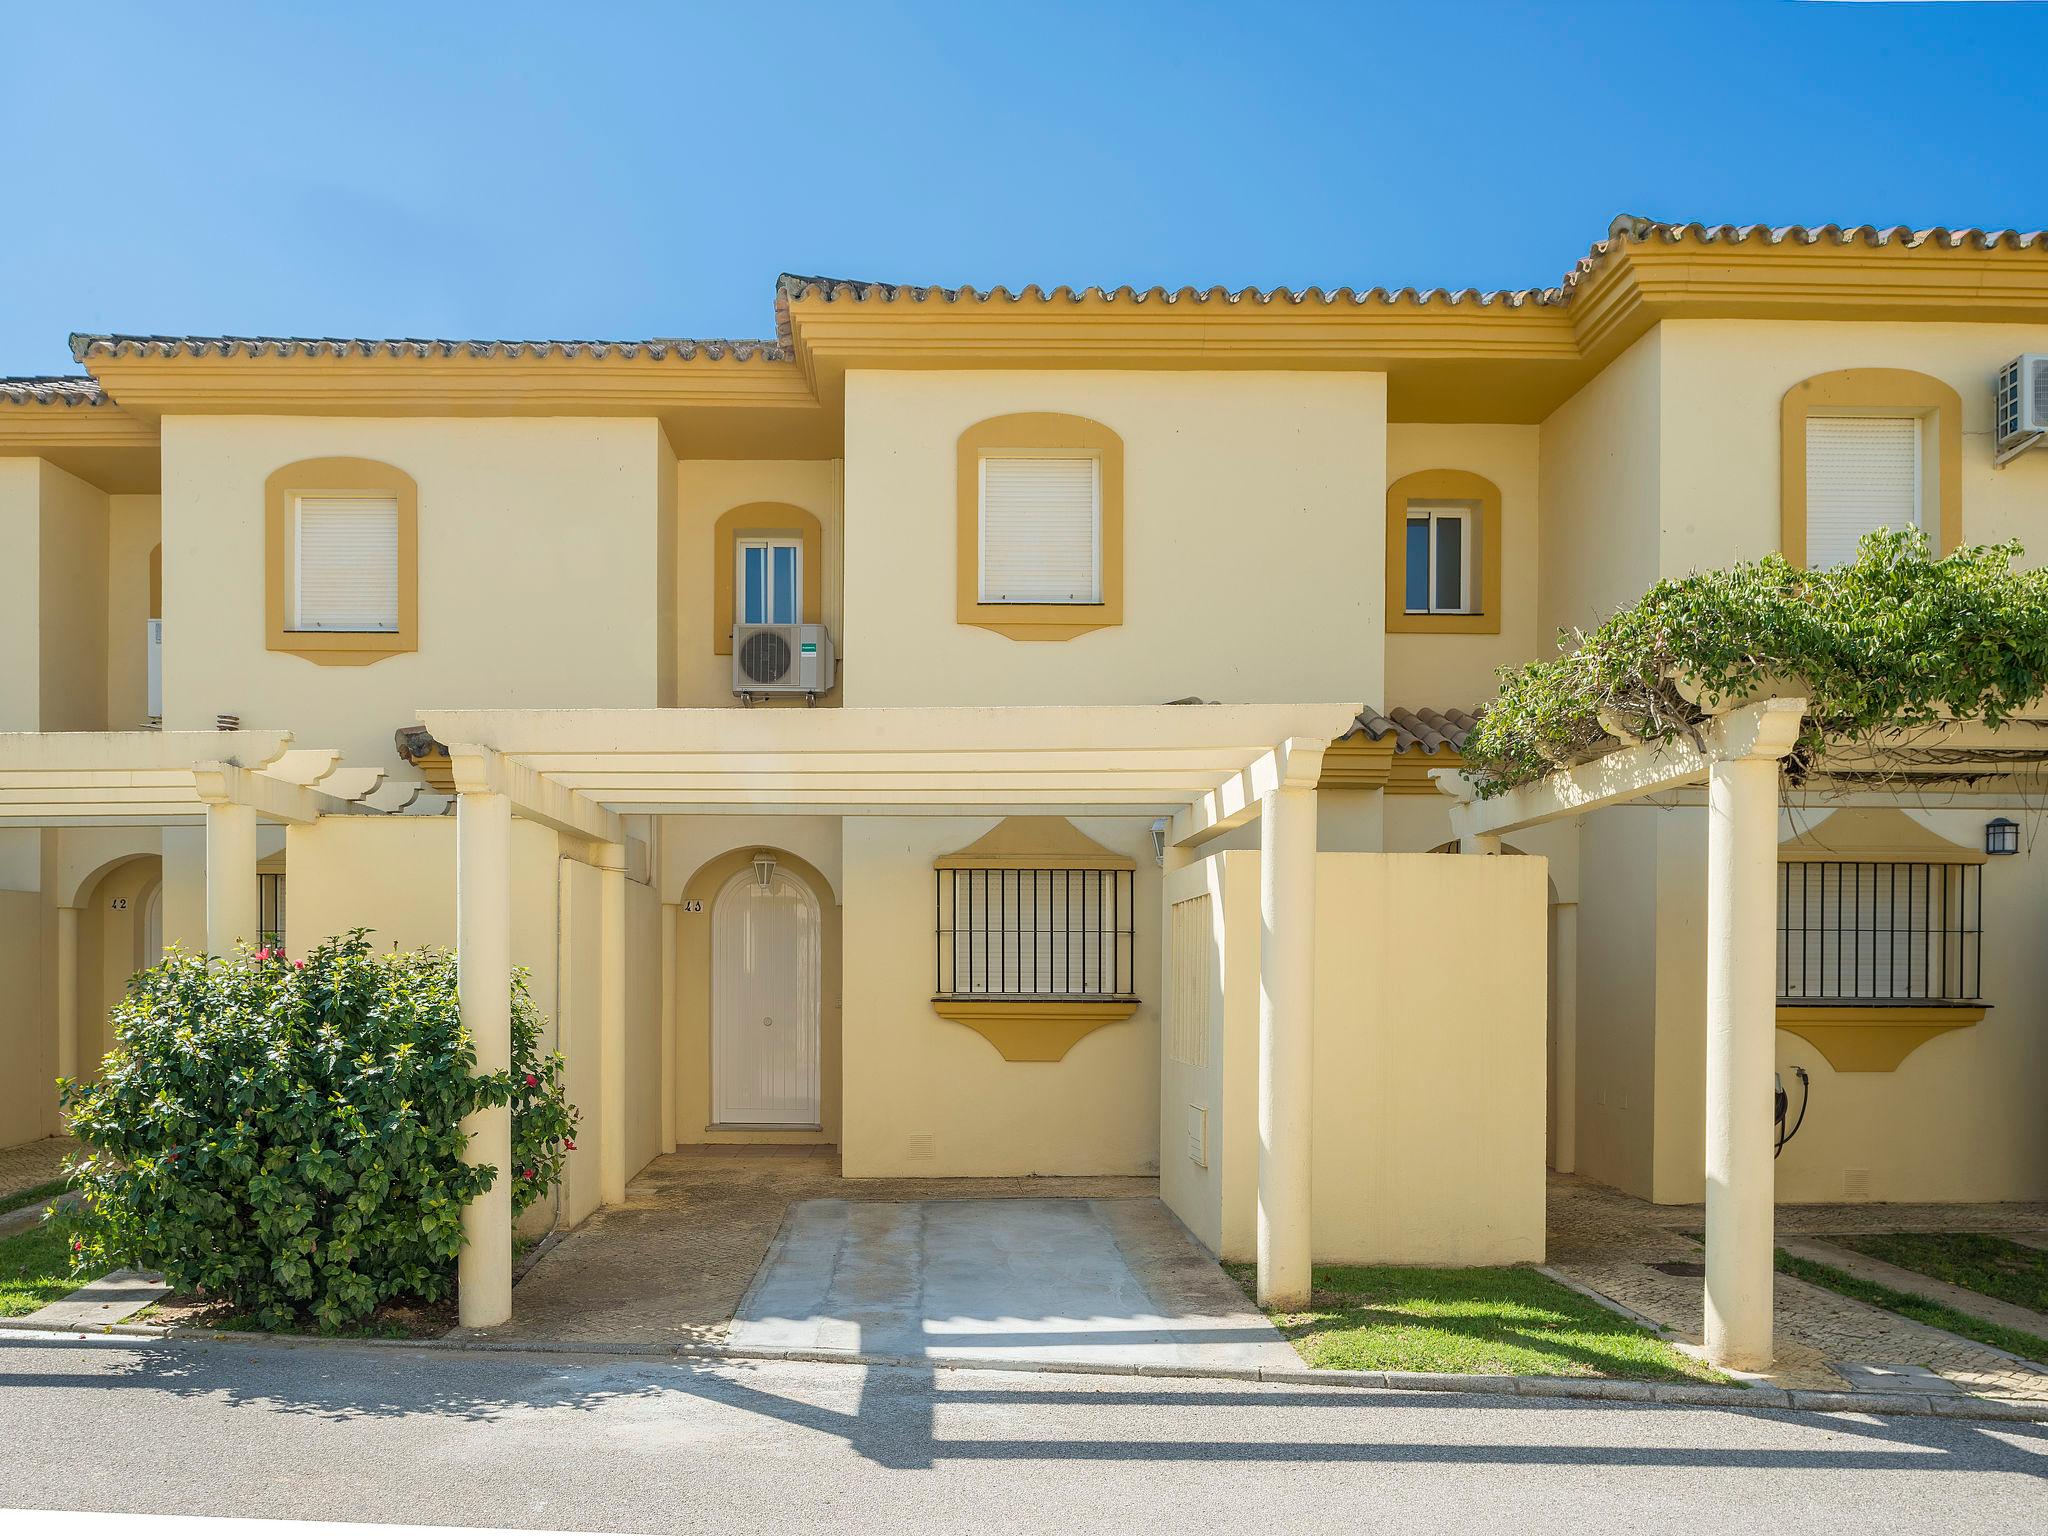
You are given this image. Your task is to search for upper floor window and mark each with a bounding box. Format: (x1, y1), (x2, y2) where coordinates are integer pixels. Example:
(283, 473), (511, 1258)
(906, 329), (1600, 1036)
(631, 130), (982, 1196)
(264, 457), (418, 666)
(294, 493), (401, 631)
(955, 414), (1124, 641)
(1384, 469), (1502, 636)
(978, 454), (1102, 605)
(1803, 416), (1921, 569)
(1780, 369), (1961, 569)
(738, 535), (803, 626)
(1404, 502), (1476, 615)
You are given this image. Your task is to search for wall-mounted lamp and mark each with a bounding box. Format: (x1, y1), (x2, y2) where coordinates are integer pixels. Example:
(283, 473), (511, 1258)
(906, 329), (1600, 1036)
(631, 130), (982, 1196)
(1149, 818), (1169, 868)
(751, 851), (779, 887)
(1986, 817), (2020, 856)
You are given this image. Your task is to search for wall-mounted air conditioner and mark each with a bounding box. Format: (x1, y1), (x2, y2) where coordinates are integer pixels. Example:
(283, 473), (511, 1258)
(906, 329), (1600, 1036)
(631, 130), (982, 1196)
(732, 622), (836, 702)
(1995, 355), (2048, 466)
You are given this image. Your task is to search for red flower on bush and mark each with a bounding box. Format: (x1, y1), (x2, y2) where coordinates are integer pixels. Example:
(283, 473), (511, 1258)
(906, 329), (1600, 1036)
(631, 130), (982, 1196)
(522, 1168), (535, 1180)
(293, 960), (305, 971)
(71, 1238), (82, 1252)
(255, 947), (272, 963)
(524, 1074), (538, 1087)
(563, 1138), (576, 1151)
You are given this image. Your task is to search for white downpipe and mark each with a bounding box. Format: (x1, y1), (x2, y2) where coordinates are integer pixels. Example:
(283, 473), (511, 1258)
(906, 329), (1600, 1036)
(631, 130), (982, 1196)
(1257, 783), (1317, 1309)
(599, 850), (627, 1207)
(1704, 755), (1779, 1369)
(457, 790), (513, 1330)
(203, 801), (259, 955)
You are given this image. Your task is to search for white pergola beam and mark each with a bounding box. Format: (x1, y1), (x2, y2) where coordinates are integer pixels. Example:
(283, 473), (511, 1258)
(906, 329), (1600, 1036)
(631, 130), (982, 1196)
(1442, 699), (1810, 841)
(1172, 737), (1330, 849)
(0, 730), (295, 772)
(446, 743), (623, 845)
(192, 762), (357, 825)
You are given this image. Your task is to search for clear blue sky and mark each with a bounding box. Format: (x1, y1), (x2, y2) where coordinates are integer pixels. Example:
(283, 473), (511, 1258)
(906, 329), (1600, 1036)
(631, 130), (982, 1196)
(3, 1), (2039, 376)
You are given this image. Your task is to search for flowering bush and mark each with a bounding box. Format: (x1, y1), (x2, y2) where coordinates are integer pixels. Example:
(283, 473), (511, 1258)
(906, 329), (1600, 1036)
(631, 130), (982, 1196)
(59, 931), (576, 1332)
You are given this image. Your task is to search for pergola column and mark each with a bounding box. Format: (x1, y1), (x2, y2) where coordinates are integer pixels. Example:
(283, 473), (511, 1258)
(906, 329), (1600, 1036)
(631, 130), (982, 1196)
(54, 906), (80, 1086)
(203, 800), (259, 953)
(1257, 780), (1318, 1308)
(1703, 752), (1781, 1369)
(456, 789), (513, 1329)
(659, 902), (678, 1155)
(598, 842), (627, 1207)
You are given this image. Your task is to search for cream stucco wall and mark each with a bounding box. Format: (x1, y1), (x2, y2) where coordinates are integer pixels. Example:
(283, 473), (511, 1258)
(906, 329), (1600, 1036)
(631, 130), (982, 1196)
(840, 815), (1161, 1177)
(105, 494), (161, 731)
(673, 459), (843, 708)
(841, 370), (1385, 708)
(0, 890), (46, 1147)
(1536, 328), (1662, 641)
(1384, 423), (1540, 711)
(161, 416), (670, 773)
(1162, 850), (1548, 1264)
(0, 458), (111, 732)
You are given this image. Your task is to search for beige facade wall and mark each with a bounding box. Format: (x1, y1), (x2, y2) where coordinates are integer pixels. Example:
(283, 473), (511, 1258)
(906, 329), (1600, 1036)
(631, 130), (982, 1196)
(1384, 423), (1540, 711)
(0, 461), (44, 731)
(841, 370), (1386, 708)
(160, 416), (669, 772)
(1634, 802), (2048, 1206)
(1571, 808), (1660, 1199)
(840, 815), (1162, 1177)
(105, 494), (161, 731)
(74, 853), (162, 1076)
(1162, 849), (1548, 1264)
(1657, 318), (2048, 577)
(672, 459), (843, 708)
(0, 459), (112, 732)
(0, 890), (47, 1147)
(1536, 328), (1662, 641)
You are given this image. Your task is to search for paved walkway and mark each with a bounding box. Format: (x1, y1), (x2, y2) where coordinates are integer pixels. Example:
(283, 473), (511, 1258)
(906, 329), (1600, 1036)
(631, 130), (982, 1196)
(1547, 1172), (2048, 1400)
(729, 1196), (1295, 1370)
(490, 1147), (1158, 1347)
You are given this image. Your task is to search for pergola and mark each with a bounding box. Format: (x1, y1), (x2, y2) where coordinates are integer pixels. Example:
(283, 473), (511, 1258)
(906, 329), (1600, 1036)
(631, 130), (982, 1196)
(1433, 696), (2048, 1369)
(413, 703), (1361, 1326)
(0, 730), (400, 1085)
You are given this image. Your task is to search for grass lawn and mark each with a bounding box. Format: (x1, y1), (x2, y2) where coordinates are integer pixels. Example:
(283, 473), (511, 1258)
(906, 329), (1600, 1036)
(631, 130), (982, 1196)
(1831, 1232), (2048, 1315)
(0, 1180), (69, 1219)
(0, 1212), (102, 1318)
(1227, 1262), (1724, 1383)
(1777, 1250), (2048, 1366)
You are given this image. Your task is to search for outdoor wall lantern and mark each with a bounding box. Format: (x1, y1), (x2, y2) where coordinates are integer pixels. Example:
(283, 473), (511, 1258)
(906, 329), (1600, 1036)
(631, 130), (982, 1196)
(1985, 817), (2020, 856)
(752, 851), (779, 887)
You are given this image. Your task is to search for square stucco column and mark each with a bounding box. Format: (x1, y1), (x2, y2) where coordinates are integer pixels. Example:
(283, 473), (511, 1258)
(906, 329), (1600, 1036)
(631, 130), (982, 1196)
(660, 902), (678, 1155)
(1704, 754), (1780, 1370)
(204, 800), (259, 954)
(456, 790), (513, 1330)
(1257, 782), (1317, 1308)
(598, 843), (627, 1208)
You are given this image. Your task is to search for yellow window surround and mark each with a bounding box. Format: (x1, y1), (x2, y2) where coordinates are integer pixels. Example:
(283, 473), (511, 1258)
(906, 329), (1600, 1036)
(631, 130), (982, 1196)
(263, 457), (419, 666)
(956, 413), (1124, 642)
(1384, 468), (1502, 635)
(711, 501), (824, 656)
(1779, 368), (1962, 567)
(931, 816), (1139, 1061)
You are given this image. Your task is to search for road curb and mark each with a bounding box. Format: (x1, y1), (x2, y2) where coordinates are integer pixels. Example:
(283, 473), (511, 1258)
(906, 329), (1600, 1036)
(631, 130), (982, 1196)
(6, 1317), (2044, 1422)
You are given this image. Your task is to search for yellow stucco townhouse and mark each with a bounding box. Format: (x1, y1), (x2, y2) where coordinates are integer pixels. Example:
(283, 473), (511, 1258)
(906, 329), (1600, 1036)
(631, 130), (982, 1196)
(3, 215), (2047, 1349)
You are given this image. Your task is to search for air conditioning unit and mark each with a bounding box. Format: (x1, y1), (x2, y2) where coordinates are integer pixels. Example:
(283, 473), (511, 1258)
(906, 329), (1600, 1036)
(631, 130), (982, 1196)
(1995, 354), (2048, 464)
(732, 622), (836, 701)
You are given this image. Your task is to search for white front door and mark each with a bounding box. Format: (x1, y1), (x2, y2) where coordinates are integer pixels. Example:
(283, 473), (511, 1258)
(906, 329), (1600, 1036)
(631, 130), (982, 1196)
(712, 865), (821, 1127)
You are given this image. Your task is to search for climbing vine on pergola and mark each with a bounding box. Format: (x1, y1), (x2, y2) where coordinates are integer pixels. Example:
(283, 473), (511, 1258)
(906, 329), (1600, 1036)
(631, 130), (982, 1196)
(1461, 530), (2048, 797)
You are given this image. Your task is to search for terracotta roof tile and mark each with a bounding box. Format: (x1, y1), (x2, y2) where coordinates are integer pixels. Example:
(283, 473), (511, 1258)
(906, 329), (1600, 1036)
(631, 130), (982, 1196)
(0, 375), (106, 405)
(66, 335), (788, 364)
(1344, 706), (1481, 755)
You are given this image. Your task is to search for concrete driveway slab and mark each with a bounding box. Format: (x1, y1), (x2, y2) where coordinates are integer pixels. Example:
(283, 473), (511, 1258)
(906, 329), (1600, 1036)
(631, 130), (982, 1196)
(730, 1196), (1296, 1370)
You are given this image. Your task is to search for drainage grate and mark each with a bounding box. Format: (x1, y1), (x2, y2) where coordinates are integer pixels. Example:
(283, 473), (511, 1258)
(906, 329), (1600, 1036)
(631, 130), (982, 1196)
(1648, 1260), (1706, 1278)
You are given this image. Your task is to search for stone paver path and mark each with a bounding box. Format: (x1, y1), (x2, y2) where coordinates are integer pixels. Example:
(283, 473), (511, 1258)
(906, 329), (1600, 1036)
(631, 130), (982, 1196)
(1547, 1172), (2048, 1400)
(1782, 1236), (2048, 1341)
(490, 1147), (1157, 1347)
(17, 1269), (168, 1330)
(0, 1138), (74, 1202)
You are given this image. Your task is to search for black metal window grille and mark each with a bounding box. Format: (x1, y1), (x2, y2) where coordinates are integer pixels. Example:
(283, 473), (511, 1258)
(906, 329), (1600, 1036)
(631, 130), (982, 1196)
(260, 872), (287, 950)
(1777, 860), (1982, 1005)
(934, 867), (1136, 999)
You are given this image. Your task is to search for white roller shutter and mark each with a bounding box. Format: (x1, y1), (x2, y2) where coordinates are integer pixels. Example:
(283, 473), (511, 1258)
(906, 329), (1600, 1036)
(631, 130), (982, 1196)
(1805, 417), (1920, 569)
(979, 456), (1101, 603)
(295, 494), (400, 631)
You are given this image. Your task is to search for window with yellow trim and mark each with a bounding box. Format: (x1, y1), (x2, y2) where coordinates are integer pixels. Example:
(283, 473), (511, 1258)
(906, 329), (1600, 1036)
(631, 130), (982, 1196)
(956, 414), (1123, 641)
(1384, 469), (1501, 635)
(1780, 369), (1961, 568)
(264, 458), (419, 666)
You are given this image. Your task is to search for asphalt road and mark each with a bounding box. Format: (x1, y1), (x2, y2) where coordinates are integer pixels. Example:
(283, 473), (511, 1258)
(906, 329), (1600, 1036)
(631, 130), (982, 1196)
(0, 1331), (2042, 1534)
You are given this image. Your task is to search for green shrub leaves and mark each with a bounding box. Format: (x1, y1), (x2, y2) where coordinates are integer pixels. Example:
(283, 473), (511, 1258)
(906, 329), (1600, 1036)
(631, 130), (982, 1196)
(60, 931), (577, 1332)
(1464, 530), (2048, 796)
